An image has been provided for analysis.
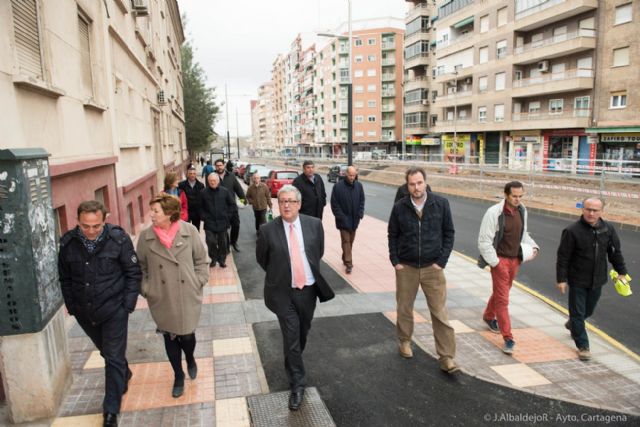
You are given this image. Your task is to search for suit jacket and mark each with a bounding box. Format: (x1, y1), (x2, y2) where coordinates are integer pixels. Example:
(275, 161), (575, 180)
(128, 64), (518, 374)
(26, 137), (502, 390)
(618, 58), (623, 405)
(256, 214), (334, 316)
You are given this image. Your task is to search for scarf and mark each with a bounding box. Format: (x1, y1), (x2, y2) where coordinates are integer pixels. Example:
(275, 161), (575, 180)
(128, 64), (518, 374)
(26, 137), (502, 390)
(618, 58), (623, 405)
(76, 226), (107, 254)
(153, 220), (181, 249)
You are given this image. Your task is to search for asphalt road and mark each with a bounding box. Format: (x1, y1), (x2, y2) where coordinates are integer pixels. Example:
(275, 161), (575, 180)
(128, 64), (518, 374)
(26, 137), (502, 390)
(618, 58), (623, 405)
(323, 178), (640, 355)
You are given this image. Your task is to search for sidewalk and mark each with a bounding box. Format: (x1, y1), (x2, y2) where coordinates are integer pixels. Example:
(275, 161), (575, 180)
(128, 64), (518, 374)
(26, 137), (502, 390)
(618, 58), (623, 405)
(47, 205), (640, 426)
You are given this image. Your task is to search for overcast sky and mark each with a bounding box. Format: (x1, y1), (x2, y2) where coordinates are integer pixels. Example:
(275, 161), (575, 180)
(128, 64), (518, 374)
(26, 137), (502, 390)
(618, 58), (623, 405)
(178, 0), (408, 137)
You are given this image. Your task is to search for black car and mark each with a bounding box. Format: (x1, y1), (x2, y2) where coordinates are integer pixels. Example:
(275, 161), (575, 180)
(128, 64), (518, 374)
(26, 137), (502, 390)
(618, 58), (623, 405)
(327, 164), (348, 183)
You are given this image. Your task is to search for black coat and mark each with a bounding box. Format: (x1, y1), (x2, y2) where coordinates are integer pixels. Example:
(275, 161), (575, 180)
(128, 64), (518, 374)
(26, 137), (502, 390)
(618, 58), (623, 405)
(58, 224), (141, 324)
(556, 217), (627, 288)
(330, 179), (365, 231)
(292, 173), (326, 219)
(219, 171), (245, 200)
(256, 215), (334, 317)
(199, 186), (237, 232)
(388, 192), (455, 268)
(178, 178), (205, 215)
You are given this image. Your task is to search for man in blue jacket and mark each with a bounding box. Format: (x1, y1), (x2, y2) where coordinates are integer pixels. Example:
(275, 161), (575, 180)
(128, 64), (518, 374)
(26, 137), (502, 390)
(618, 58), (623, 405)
(330, 166), (365, 274)
(388, 167), (459, 373)
(58, 200), (141, 427)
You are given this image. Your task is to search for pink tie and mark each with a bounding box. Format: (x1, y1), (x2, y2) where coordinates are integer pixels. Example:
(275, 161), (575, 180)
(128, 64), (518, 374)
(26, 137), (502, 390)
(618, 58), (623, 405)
(289, 223), (306, 289)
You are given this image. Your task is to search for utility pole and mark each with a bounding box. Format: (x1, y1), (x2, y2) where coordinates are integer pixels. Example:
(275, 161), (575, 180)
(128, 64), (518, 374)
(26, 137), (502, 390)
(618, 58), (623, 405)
(235, 108), (240, 159)
(225, 84), (231, 160)
(347, 0), (353, 166)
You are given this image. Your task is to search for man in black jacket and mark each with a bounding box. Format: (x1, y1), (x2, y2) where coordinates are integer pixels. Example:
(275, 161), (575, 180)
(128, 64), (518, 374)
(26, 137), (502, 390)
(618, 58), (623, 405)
(200, 173), (237, 268)
(292, 160), (326, 219)
(330, 166), (365, 274)
(388, 167), (459, 373)
(178, 166), (205, 230)
(215, 158), (245, 251)
(58, 200), (141, 427)
(556, 197), (628, 361)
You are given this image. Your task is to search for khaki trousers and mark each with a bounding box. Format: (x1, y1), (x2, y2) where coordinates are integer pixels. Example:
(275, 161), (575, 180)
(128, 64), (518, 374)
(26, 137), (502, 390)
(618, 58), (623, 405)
(395, 264), (456, 360)
(339, 229), (357, 267)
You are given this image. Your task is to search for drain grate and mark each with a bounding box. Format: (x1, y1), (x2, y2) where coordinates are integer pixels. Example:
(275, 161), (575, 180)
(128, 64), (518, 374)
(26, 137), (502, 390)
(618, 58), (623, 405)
(247, 387), (336, 427)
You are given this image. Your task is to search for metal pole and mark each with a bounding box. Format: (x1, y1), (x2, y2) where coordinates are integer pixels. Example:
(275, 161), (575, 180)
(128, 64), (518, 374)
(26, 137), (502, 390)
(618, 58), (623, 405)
(453, 71), (457, 173)
(347, 0), (353, 166)
(235, 107), (240, 159)
(401, 81), (406, 160)
(225, 84), (231, 160)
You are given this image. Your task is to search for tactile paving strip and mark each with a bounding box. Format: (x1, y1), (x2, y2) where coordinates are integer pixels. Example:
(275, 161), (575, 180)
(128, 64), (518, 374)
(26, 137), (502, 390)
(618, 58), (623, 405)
(247, 387), (336, 427)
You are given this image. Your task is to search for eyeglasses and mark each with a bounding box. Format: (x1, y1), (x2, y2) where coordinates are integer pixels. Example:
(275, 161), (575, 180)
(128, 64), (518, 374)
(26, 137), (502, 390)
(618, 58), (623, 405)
(278, 199), (299, 205)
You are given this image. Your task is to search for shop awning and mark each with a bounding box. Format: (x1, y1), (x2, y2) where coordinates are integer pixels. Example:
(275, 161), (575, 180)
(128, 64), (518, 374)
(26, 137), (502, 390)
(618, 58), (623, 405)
(452, 16), (474, 28)
(585, 127), (640, 133)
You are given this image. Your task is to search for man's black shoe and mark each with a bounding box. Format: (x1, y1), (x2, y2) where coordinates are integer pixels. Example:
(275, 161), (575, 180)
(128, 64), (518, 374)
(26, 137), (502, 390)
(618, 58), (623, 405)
(209, 261), (216, 267)
(219, 262), (227, 268)
(103, 412), (118, 427)
(123, 368), (133, 394)
(232, 243), (240, 252)
(288, 389), (304, 411)
(346, 266), (352, 274)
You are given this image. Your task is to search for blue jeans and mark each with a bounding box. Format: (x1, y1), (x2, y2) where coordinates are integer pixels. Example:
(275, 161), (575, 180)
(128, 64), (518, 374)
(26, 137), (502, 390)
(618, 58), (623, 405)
(568, 286), (602, 350)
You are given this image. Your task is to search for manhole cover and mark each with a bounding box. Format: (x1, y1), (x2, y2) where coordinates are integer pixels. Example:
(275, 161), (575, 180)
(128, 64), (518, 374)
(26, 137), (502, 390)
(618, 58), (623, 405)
(247, 387), (335, 427)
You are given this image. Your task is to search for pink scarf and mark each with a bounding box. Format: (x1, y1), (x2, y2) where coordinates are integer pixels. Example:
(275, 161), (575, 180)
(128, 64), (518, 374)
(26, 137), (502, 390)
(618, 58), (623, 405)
(153, 221), (180, 249)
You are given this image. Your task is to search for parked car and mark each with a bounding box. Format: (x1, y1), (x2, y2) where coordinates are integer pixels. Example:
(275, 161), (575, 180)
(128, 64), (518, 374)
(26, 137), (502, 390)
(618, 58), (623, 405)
(327, 164), (348, 183)
(244, 164), (265, 185)
(234, 161), (248, 178)
(265, 170), (299, 197)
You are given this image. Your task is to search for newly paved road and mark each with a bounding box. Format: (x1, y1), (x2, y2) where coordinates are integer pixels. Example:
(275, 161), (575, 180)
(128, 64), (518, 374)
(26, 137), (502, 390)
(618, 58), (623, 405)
(322, 178), (640, 355)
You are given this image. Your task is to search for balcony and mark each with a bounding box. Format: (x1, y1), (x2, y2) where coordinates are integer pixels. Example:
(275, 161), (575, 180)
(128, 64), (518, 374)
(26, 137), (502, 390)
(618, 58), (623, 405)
(381, 134), (397, 142)
(404, 75), (430, 92)
(514, 0), (598, 32)
(405, 123), (430, 134)
(381, 89), (396, 97)
(512, 68), (594, 98)
(433, 65), (473, 84)
(511, 109), (591, 129)
(433, 90), (472, 107)
(406, 2), (430, 21)
(382, 41), (395, 50)
(381, 57), (396, 66)
(381, 103), (396, 112)
(404, 29), (430, 43)
(382, 73), (396, 82)
(405, 53), (429, 69)
(382, 120), (396, 127)
(513, 29), (596, 65)
(404, 101), (430, 114)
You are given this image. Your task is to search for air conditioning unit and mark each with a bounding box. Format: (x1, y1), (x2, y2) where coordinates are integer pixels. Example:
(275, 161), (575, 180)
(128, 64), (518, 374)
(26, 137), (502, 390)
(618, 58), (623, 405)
(131, 0), (149, 16)
(422, 100), (430, 106)
(157, 90), (166, 105)
(538, 60), (550, 72)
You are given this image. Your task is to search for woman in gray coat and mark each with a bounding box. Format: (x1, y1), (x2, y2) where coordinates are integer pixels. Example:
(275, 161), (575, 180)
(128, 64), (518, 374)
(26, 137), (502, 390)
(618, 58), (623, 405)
(136, 194), (209, 398)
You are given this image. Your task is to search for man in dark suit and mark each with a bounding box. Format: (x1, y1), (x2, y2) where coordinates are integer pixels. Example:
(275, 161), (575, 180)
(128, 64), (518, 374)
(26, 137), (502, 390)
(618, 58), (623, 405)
(178, 166), (205, 230)
(292, 160), (326, 219)
(256, 184), (335, 411)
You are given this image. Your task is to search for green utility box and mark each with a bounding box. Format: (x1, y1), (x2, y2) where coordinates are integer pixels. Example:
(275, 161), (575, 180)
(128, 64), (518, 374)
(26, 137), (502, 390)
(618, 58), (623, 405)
(0, 148), (62, 335)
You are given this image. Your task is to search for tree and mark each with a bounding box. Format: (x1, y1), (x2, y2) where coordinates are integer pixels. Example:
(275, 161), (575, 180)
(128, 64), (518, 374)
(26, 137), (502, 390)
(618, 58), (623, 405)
(181, 41), (219, 155)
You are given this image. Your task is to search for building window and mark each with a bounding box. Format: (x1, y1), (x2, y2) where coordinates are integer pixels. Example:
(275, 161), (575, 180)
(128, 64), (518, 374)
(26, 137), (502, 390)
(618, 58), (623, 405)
(368, 100), (376, 107)
(478, 106), (487, 122)
(528, 101), (541, 115)
(495, 72), (505, 91)
(355, 38), (363, 46)
(367, 69), (376, 77)
(494, 104), (504, 122)
(478, 76), (488, 92)
(574, 96), (590, 116)
(479, 46), (489, 64)
(497, 7), (508, 27)
(615, 3), (633, 25)
(531, 33), (544, 48)
(355, 55), (363, 63)
(480, 15), (489, 33)
(610, 91), (627, 108)
(367, 84), (376, 92)
(368, 38), (376, 45)
(355, 115), (364, 123)
(612, 47), (630, 67)
(496, 40), (507, 59)
(354, 100), (364, 108)
(11, 0), (43, 78)
(354, 69), (364, 77)
(355, 131), (364, 137)
(367, 131), (377, 136)
(354, 85), (364, 93)
(367, 115), (376, 122)
(368, 54), (376, 62)
(549, 99), (564, 114)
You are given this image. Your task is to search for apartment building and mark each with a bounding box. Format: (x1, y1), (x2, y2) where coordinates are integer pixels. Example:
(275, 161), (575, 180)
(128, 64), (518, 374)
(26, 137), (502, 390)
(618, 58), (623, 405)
(404, 1), (440, 158)
(2, 0), (187, 235)
(271, 54), (286, 151)
(284, 35), (303, 152)
(431, 0), (600, 171)
(299, 46), (317, 146)
(588, 1), (639, 169)
(250, 82), (277, 153)
(313, 19), (405, 157)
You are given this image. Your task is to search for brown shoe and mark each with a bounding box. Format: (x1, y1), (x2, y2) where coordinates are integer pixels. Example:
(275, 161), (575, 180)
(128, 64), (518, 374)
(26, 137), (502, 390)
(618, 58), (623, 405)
(399, 341), (413, 358)
(439, 357), (460, 374)
(578, 348), (591, 361)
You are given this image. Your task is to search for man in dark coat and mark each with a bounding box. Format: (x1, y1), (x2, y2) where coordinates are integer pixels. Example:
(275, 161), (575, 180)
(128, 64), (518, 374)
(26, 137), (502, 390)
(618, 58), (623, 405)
(215, 158), (246, 252)
(556, 197), (628, 361)
(330, 166), (365, 274)
(178, 166), (205, 230)
(256, 185), (334, 411)
(58, 200), (141, 427)
(292, 160), (326, 219)
(199, 173), (237, 268)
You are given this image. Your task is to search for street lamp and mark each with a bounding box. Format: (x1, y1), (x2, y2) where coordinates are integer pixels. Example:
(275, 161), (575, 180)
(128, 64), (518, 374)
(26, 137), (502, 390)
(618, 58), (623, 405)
(317, 0), (352, 166)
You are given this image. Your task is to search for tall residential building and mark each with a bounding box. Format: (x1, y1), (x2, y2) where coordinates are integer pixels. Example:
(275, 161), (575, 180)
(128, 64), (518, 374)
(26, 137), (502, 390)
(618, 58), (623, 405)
(250, 82), (276, 153)
(271, 54), (286, 151)
(588, 1), (639, 167)
(314, 18), (405, 157)
(431, 0), (599, 171)
(284, 35), (303, 152)
(404, 1), (439, 158)
(300, 46), (317, 146)
(2, 0), (187, 236)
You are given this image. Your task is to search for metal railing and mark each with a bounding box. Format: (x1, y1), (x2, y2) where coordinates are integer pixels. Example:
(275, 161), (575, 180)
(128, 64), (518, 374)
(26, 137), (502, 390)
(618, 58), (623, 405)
(512, 109), (591, 121)
(513, 68), (593, 88)
(514, 28), (596, 54)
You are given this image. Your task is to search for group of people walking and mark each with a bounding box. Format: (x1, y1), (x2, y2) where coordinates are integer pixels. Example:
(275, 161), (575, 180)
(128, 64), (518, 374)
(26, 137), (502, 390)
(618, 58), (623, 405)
(58, 160), (629, 426)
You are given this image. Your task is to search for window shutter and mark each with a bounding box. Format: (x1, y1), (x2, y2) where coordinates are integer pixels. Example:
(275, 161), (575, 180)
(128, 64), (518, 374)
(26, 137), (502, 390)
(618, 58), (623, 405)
(78, 14), (93, 97)
(11, 0), (43, 78)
